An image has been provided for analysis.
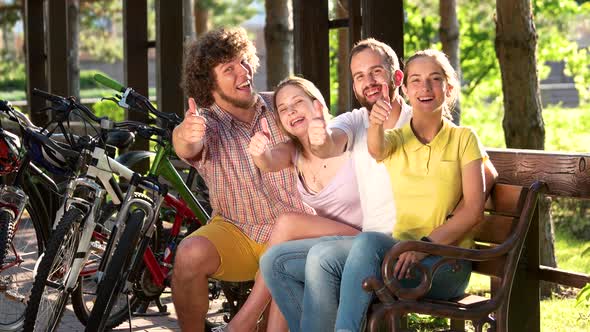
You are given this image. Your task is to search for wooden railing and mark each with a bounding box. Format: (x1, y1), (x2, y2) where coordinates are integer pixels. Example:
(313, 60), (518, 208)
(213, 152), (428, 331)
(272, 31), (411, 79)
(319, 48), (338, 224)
(488, 148), (590, 331)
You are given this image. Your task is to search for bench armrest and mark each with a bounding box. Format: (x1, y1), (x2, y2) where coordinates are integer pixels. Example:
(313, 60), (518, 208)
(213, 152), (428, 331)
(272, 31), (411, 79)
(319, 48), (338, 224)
(363, 180), (547, 302)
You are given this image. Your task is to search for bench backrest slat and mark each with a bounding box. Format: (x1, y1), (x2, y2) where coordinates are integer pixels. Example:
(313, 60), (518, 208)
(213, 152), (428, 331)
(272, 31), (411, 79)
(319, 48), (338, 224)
(472, 183), (529, 278)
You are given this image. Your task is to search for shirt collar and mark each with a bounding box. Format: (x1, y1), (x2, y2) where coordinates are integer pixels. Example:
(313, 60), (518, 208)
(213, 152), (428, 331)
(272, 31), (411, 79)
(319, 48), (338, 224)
(402, 118), (452, 152)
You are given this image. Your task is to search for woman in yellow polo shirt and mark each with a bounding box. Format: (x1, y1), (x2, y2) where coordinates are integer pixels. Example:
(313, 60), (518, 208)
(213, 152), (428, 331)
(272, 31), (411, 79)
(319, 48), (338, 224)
(333, 49), (486, 331)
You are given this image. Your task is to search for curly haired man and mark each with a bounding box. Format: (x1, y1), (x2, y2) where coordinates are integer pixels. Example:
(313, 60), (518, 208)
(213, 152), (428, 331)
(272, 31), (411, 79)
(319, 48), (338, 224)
(172, 27), (310, 332)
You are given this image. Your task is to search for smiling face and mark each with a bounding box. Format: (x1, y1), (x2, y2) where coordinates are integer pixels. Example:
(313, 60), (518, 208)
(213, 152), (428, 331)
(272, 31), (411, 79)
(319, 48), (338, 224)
(275, 84), (318, 138)
(350, 48), (395, 109)
(402, 56), (453, 116)
(212, 55), (256, 110)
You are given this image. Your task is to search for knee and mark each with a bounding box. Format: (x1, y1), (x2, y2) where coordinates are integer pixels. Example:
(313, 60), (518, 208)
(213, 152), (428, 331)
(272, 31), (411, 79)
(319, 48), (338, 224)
(260, 245), (282, 279)
(268, 212), (301, 244)
(306, 244), (336, 273)
(351, 232), (396, 253)
(173, 236), (219, 280)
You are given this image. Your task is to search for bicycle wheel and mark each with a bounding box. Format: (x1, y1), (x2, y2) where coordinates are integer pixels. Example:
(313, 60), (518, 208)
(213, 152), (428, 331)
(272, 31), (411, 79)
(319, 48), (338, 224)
(70, 201), (140, 328)
(0, 205), (44, 332)
(23, 207), (84, 332)
(85, 208), (146, 332)
(0, 210), (14, 269)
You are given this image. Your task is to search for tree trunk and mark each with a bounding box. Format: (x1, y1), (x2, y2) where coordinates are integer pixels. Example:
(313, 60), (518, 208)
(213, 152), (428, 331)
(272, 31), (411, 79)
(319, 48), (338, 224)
(264, 0), (293, 89)
(439, 0), (460, 124)
(184, 0), (195, 39)
(495, 0), (545, 149)
(67, 0), (80, 99)
(336, 1), (349, 115)
(194, 0), (209, 36)
(496, 0), (555, 296)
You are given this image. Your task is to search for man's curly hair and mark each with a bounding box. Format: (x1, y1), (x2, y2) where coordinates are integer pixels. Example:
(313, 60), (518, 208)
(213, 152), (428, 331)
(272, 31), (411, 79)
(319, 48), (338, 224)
(182, 27), (260, 108)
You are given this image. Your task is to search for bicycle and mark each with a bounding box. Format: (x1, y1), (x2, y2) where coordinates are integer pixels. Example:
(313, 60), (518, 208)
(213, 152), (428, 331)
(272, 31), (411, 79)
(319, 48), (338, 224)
(85, 75), (248, 332)
(21, 89), (155, 331)
(0, 100), (73, 331)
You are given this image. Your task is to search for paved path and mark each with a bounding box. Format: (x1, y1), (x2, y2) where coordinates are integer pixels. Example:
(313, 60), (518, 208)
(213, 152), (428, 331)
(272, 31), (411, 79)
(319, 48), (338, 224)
(58, 292), (181, 332)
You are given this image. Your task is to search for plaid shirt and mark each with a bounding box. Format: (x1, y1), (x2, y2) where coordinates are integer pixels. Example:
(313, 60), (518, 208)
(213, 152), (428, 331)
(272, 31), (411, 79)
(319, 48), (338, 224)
(188, 93), (312, 243)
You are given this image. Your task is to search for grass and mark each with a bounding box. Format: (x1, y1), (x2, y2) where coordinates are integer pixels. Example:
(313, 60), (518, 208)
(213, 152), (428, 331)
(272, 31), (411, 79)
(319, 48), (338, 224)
(461, 103), (590, 153)
(458, 227), (590, 332)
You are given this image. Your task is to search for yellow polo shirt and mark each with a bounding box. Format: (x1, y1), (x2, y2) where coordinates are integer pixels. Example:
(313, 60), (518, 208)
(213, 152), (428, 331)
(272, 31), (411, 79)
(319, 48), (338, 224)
(382, 119), (484, 248)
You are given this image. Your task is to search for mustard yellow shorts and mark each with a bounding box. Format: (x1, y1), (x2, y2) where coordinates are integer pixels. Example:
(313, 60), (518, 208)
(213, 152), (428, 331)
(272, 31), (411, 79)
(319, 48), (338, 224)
(185, 216), (266, 282)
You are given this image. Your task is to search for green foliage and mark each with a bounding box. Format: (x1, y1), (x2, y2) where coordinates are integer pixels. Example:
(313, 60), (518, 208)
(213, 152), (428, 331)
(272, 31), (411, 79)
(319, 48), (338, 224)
(91, 99), (124, 122)
(401, 0), (590, 111)
(206, 0), (260, 28)
(552, 198), (590, 240)
(79, 0), (123, 62)
(329, 28), (340, 115)
(0, 52), (26, 90)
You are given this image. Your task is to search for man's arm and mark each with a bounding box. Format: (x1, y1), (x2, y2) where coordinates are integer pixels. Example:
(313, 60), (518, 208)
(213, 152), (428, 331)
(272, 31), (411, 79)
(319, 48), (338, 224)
(173, 98), (206, 162)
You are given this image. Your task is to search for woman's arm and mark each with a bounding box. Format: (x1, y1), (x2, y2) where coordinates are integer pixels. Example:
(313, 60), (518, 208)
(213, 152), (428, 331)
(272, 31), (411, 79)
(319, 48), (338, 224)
(267, 212), (360, 247)
(393, 159), (485, 279)
(428, 159), (485, 245)
(251, 140), (296, 172)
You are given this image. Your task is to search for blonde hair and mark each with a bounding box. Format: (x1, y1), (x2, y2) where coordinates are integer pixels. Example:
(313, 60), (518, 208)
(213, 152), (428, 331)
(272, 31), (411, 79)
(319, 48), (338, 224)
(273, 76), (330, 152)
(402, 49), (459, 121)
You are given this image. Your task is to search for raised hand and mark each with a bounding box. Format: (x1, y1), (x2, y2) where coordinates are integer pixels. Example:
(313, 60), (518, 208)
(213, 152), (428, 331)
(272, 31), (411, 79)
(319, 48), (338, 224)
(308, 103), (328, 146)
(368, 83), (392, 127)
(248, 117), (271, 157)
(177, 98), (207, 144)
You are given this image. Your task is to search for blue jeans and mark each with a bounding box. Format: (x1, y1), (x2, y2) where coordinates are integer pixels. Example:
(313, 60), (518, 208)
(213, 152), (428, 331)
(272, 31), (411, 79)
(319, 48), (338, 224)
(260, 236), (354, 332)
(335, 232), (473, 332)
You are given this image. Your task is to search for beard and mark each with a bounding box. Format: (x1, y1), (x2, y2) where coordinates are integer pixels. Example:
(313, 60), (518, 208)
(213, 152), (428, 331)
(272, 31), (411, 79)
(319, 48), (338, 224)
(354, 82), (396, 109)
(217, 86), (257, 110)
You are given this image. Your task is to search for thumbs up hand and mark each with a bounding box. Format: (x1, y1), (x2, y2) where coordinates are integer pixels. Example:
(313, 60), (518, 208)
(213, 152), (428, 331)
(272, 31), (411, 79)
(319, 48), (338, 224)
(368, 83), (392, 127)
(178, 98), (207, 143)
(248, 117), (272, 157)
(308, 101), (329, 147)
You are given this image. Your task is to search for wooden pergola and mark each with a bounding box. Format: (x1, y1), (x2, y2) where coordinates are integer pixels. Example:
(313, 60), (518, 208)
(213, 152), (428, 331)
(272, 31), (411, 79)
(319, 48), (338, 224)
(21, 1), (589, 331)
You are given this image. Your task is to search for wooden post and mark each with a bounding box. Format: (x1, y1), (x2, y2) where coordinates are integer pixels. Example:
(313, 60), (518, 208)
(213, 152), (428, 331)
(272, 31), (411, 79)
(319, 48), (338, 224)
(361, 0), (404, 60)
(24, 0), (48, 125)
(293, 0), (330, 107)
(123, 0), (149, 171)
(156, 0), (185, 117)
(508, 202), (541, 331)
(348, 0), (362, 110)
(47, 0), (69, 99)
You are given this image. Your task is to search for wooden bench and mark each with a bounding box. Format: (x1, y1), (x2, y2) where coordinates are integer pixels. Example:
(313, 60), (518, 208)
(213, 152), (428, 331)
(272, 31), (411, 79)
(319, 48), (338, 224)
(362, 180), (547, 332)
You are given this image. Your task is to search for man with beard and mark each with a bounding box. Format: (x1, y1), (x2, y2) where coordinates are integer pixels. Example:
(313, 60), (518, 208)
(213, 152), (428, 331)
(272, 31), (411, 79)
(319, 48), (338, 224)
(172, 27), (310, 332)
(260, 38), (497, 332)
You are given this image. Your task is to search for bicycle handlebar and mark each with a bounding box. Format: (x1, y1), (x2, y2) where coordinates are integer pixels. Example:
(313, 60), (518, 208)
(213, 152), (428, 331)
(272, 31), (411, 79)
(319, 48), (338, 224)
(94, 74), (125, 93)
(94, 74), (181, 126)
(32, 88), (105, 124)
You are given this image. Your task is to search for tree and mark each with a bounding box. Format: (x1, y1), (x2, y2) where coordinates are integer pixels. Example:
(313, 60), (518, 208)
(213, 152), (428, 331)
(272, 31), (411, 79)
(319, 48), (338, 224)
(495, 0), (544, 149)
(439, 0), (461, 124)
(264, 0), (292, 89)
(496, 0), (557, 297)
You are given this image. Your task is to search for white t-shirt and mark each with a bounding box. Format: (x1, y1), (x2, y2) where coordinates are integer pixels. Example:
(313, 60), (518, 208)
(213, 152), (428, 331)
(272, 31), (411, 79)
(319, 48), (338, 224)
(329, 105), (412, 233)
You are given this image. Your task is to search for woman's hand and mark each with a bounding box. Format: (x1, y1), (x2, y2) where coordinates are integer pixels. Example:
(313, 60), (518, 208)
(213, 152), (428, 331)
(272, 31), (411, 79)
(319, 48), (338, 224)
(394, 251), (429, 280)
(248, 118), (271, 157)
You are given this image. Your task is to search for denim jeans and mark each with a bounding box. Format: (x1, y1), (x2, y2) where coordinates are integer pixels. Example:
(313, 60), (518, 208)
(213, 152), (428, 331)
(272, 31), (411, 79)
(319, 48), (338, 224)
(260, 236), (354, 332)
(335, 232), (473, 332)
